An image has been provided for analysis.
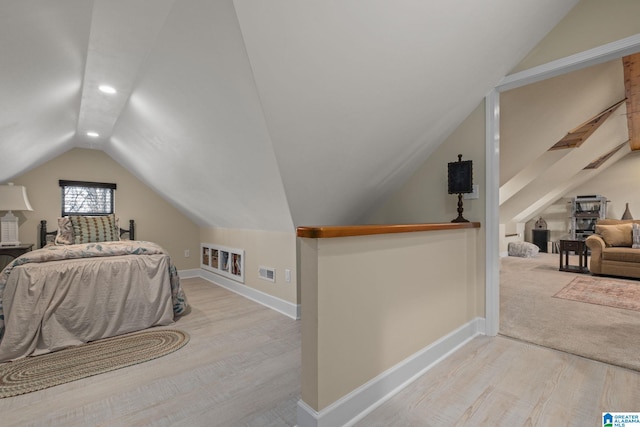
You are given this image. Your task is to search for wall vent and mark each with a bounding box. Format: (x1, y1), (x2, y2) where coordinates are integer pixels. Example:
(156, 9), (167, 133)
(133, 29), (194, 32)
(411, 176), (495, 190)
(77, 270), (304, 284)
(258, 266), (276, 282)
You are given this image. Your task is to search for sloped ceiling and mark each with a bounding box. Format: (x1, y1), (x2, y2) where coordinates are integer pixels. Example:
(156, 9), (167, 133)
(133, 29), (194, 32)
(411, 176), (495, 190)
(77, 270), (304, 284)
(500, 58), (630, 228)
(0, 0), (579, 232)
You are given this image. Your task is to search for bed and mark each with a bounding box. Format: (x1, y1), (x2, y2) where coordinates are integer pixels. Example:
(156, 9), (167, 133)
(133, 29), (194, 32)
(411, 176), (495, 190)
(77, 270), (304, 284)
(0, 215), (188, 362)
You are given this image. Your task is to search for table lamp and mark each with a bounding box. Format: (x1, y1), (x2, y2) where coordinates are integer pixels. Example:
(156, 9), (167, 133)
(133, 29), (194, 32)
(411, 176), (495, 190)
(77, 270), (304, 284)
(0, 183), (33, 246)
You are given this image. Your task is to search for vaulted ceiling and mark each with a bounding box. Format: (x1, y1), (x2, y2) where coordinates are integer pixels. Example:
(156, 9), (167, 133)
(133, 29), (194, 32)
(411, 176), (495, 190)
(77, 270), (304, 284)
(500, 58), (631, 227)
(0, 0), (580, 232)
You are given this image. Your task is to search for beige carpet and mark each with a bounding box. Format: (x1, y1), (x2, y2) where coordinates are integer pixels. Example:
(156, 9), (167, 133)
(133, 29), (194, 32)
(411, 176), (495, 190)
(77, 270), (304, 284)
(0, 329), (189, 398)
(501, 253), (640, 371)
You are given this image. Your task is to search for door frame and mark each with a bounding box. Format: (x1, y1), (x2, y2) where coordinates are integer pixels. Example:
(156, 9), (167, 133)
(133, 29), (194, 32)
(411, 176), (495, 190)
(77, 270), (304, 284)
(484, 34), (640, 336)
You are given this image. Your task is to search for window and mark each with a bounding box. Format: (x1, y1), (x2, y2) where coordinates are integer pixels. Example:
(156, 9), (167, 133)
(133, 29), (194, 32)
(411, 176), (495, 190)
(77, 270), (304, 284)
(59, 180), (116, 216)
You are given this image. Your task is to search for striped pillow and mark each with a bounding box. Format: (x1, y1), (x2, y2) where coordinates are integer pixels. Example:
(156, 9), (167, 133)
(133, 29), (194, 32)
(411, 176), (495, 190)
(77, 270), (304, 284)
(70, 215), (120, 244)
(633, 223), (640, 249)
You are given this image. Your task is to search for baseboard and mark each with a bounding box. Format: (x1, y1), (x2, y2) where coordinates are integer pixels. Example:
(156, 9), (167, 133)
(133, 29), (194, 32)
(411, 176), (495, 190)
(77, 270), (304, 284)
(197, 268), (300, 320)
(178, 269), (201, 279)
(296, 317), (485, 427)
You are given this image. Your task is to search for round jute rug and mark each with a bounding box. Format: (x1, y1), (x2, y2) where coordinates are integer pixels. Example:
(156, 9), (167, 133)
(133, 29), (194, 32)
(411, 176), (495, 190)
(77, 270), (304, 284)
(0, 329), (189, 398)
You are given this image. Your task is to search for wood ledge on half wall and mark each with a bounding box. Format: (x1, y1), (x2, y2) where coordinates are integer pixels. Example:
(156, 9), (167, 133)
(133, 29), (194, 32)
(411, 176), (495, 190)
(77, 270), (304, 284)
(296, 222), (481, 239)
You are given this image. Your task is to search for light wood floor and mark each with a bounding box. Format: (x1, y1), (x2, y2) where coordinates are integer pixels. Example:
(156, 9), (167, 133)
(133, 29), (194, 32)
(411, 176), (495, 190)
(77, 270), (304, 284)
(357, 335), (640, 426)
(2, 277), (639, 426)
(0, 278), (300, 427)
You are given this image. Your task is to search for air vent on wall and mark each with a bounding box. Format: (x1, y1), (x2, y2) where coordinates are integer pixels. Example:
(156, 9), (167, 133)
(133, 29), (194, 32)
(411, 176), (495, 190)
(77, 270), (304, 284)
(258, 266), (276, 282)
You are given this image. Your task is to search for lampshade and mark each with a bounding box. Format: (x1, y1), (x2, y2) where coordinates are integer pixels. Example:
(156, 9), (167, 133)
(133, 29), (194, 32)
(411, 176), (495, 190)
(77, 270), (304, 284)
(0, 183), (33, 246)
(0, 184), (33, 212)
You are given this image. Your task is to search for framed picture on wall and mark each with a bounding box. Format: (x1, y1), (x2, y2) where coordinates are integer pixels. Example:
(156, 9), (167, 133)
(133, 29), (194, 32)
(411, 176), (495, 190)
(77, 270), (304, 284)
(202, 247), (210, 266)
(211, 249), (219, 269)
(221, 251), (229, 272)
(201, 243), (244, 283)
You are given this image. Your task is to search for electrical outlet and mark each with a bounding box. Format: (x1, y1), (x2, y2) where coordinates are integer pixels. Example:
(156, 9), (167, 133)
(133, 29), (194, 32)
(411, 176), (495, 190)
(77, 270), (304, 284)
(463, 184), (479, 200)
(184, 249), (190, 258)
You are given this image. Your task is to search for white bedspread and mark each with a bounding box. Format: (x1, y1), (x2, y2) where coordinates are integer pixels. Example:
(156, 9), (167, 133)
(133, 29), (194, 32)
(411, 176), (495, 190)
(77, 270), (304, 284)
(0, 241), (188, 362)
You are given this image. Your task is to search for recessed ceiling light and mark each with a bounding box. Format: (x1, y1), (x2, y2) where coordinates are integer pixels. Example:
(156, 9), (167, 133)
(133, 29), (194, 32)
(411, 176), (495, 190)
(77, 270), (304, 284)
(98, 85), (117, 94)
(87, 131), (100, 137)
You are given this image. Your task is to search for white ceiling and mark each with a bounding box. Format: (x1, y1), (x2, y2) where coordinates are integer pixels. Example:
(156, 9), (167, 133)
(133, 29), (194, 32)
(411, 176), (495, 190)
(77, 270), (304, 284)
(0, 0), (579, 232)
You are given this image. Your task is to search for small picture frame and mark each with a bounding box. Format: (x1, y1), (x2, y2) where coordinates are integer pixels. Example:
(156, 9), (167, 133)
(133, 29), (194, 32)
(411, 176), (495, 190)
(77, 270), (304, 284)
(231, 253), (242, 276)
(200, 243), (244, 283)
(211, 249), (219, 269)
(221, 251), (229, 272)
(202, 247), (210, 266)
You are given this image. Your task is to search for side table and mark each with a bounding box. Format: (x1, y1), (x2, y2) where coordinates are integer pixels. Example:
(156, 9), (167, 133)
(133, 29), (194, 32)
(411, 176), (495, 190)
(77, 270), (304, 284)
(0, 243), (34, 259)
(559, 239), (588, 273)
(0, 243), (33, 272)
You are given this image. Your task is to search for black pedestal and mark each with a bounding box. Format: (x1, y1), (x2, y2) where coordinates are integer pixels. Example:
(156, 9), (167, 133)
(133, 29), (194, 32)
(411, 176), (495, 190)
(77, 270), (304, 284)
(532, 229), (550, 253)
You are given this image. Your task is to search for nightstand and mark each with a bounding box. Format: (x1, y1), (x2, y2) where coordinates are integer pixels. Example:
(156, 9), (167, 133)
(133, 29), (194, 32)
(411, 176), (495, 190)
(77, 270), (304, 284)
(559, 239), (588, 273)
(0, 243), (33, 260)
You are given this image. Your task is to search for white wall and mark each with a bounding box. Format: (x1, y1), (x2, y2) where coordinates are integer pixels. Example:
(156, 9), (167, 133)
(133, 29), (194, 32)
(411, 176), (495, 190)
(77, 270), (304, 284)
(572, 151), (640, 220)
(107, 0), (294, 233)
(532, 151), (640, 239)
(232, 0), (575, 228)
(512, 0), (640, 73)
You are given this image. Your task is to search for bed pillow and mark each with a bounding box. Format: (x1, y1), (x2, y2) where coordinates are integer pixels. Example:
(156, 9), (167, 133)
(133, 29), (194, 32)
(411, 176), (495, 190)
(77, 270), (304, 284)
(70, 214), (120, 244)
(115, 217), (127, 240)
(54, 217), (75, 245)
(633, 223), (640, 249)
(595, 223), (633, 247)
